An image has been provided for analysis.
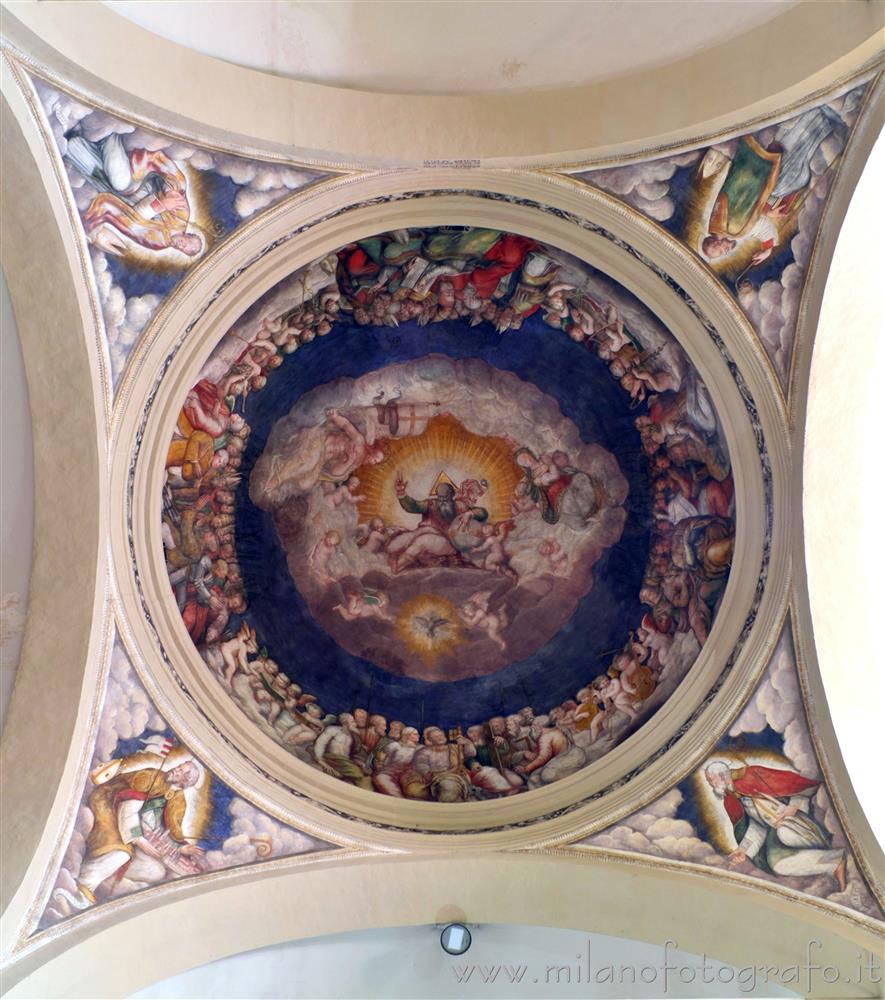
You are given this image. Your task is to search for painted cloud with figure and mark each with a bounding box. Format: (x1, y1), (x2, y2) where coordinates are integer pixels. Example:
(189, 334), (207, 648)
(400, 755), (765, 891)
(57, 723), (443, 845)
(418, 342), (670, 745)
(29, 76), (326, 386)
(582, 625), (883, 920)
(577, 83), (870, 390)
(39, 637), (332, 932)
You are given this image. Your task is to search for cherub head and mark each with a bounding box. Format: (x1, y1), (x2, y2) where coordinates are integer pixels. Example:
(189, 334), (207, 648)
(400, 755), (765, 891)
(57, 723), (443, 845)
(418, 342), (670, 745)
(365, 444), (385, 466)
(437, 280), (456, 309)
(457, 478), (487, 504)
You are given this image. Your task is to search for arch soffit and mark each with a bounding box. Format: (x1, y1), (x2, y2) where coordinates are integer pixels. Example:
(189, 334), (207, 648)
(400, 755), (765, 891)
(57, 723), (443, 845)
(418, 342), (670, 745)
(785, 74), (885, 871)
(6, 852), (883, 1000)
(0, 83), (109, 921)
(0, 1), (882, 169)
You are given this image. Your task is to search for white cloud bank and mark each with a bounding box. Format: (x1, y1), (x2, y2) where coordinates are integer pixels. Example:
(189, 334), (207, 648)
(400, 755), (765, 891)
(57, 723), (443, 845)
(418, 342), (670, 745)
(33, 78), (323, 386)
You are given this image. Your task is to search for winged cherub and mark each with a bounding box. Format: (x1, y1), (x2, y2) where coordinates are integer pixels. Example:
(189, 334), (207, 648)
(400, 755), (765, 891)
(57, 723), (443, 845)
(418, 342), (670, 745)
(459, 591), (508, 651)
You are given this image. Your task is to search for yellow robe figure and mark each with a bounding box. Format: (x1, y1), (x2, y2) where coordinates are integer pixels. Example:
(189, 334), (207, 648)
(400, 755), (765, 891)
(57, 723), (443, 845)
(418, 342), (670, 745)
(166, 427), (215, 481)
(85, 768), (189, 867)
(54, 751), (211, 912)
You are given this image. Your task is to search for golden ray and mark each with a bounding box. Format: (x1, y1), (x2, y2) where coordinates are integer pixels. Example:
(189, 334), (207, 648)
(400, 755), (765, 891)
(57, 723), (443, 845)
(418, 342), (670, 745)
(354, 414), (522, 526)
(396, 594), (464, 664)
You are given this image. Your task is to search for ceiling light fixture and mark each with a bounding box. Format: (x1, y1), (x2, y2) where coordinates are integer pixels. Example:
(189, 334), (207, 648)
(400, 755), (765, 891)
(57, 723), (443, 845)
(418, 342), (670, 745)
(440, 923), (472, 956)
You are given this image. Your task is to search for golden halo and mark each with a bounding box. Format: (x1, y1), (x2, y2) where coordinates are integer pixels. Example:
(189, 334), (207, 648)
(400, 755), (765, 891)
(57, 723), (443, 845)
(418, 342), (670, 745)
(354, 414), (522, 527)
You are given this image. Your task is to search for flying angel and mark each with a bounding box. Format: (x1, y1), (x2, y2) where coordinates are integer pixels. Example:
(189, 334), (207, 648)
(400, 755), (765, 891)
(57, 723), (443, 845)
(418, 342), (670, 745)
(459, 591), (508, 651)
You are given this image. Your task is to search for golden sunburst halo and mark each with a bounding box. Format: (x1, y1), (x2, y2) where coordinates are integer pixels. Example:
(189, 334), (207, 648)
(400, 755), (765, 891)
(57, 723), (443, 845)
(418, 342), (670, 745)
(683, 158), (800, 280)
(396, 594), (464, 664)
(354, 414), (521, 528)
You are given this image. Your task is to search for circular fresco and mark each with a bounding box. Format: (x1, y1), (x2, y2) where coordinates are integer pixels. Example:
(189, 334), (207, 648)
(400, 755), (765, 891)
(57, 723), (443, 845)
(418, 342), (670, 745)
(162, 226), (735, 803)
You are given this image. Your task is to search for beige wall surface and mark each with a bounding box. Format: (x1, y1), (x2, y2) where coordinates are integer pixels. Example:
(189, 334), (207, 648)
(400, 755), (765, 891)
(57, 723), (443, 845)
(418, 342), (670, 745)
(0, 91), (106, 918)
(134, 924), (800, 1000)
(804, 131), (885, 845)
(6, 853), (884, 999)
(0, 266), (33, 734)
(104, 0), (797, 96)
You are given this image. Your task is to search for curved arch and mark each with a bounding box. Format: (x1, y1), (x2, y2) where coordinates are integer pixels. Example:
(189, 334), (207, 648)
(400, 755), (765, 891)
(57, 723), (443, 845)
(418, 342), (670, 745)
(5, 851), (882, 998)
(1, 2), (881, 168)
(805, 131), (883, 841)
(788, 73), (885, 903)
(0, 84), (107, 927)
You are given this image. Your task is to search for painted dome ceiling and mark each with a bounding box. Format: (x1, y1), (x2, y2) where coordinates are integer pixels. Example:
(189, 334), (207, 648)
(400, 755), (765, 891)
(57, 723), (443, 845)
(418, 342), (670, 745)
(161, 225), (736, 805)
(2, 6), (882, 992)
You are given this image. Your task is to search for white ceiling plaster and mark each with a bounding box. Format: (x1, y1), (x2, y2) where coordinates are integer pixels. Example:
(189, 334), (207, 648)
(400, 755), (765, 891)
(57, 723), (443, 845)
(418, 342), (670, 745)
(132, 923), (798, 998)
(805, 129), (884, 847)
(102, 0), (797, 96)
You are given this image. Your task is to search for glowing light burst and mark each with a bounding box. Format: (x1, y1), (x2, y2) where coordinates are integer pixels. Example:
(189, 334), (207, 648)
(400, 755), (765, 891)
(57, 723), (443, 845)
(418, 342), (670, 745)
(396, 594), (464, 664)
(691, 749), (795, 852)
(354, 414), (522, 528)
(683, 161), (799, 280)
(90, 163), (215, 271)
